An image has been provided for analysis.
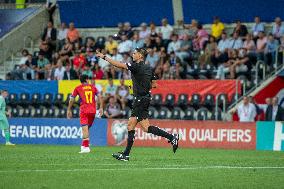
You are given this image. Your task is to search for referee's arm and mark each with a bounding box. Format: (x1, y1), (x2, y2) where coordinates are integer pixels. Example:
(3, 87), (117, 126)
(96, 50), (127, 69)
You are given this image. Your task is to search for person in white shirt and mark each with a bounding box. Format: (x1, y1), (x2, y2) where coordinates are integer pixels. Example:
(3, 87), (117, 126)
(57, 22), (68, 50)
(228, 32), (243, 50)
(54, 60), (65, 80)
(217, 32), (230, 52)
(167, 34), (181, 53)
(118, 35), (133, 53)
(160, 18), (173, 40)
(139, 23), (150, 41)
(236, 96), (257, 122)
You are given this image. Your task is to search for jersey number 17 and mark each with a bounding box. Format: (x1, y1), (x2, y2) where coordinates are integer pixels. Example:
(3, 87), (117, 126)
(84, 91), (93, 103)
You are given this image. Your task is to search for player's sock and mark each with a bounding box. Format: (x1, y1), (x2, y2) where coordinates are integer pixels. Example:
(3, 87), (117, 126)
(123, 130), (135, 156)
(82, 138), (89, 148)
(148, 126), (173, 141)
(4, 129), (10, 143)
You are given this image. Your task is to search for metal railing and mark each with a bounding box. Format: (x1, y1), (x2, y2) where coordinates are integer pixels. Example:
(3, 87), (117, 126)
(24, 36), (34, 51)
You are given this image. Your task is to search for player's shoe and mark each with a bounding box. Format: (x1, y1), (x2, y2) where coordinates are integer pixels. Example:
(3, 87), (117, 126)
(112, 152), (129, 161)
(5, 142), (15, 146)
(79, 147), (91, 154)
(169, 134), (179, 153)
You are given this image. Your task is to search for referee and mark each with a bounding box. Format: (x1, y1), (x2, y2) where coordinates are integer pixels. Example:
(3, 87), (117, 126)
(96, 48), (179, 161)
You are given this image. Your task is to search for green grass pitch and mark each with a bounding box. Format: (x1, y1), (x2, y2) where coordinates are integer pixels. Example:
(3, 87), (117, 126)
(0, 145), (283, 189)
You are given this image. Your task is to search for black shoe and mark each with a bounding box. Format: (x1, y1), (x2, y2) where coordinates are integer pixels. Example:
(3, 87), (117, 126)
(112, 152), (130, 161)
(169, 134), (179, 153)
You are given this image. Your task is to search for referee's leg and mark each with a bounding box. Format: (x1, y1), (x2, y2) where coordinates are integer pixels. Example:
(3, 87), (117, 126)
(122, 117), (137, 156)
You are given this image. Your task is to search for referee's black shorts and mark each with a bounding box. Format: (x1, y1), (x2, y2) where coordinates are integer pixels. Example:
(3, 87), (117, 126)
(131, 95), (151, 122)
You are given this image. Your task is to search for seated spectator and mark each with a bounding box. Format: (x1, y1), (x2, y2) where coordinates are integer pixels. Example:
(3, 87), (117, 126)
(193, 24), (208, 51)
(255, 31), (267, 61)
(243, 34), (256, 53)
(233, 20), (248, 39)
(36, 52), (50, 79)
(264, 34), (279, 69)
(159, 18), (174, 46)
(143, 37), (154, 49)
(139, 22), (150, 40)
(215, 49), (236, 79)
(63, 63), (78, 80)
(167, 34), (181, 53)
(41, 21), (57, 52)
(199, 35), (217, 69)
(19, 49), (29, 66)
(73, 50), (86, 71)
(233, 96), (256, 122)
(169, 51), (182, 67)
(93, 64), (104, 79)
(54, 59), (66, 80)
(161, 63), (171, 79)
(67, 22), (80, 44)
(118, 34), (132, 53)
(105, 78), (118, 97)
(123, 22), (134, 39)
(211, 16), (225, 40)
(116, 79), (130, 110)
(117, 22), (125, 40)
(153, 36), (166, 52)
(271, 17), (284, 40)
(217, 32), (230, 53)
(98, 48), (110, 71)
(132, 33), (144, 50)
(85, 48), (98, 66)
(265, 97), (284, 121)
(229, 48), (250, 79)
(81, 64), (93, 79)
(83, 37), (95, 52)
(111, 48), (123, 61)
(39, 41), (53, 61)
(228, 31), (243, 49)
(149, 22), (159, 44)
(170, 62), (184, 79)
(24, 54), (36, 79)
(211, 48), (229, 68)
(105, 35), (118, 54)
(59, 38), (73, 61)
(176, 34), (192, 63)
(57, 22), (68, 51)
(146, 48), (159, 69)
(104, 96), (122, 119)
(251, 16), (265, 40)
(184, 19), (198, 37)
(44, 63), (55, 80)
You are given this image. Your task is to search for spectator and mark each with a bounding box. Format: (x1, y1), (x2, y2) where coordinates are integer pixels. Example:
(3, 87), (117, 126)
(143, 37), (154, 49)
(233, 20), (248, 39)
(93, 64), (104, 80)
(236, 96), (257, 122)
(243, 34), (256, 53)
(117, 22), (125, 39)
(211, 16), (225, 40)
(211, 48), (229, 68)
(57, 22), (68, 50)
(169, 51), (182, 67)
(259, 97), (272, 113)
(153, 36), (166, 52)
(105, 35), (118, 54)
(19, 49), (29, 66)
(248, 96), (262, 120)
(264, 34), (279, 68)
(54, 59), (65, 80)
(98, 48), (110, 71)
(41, 21), (57, 52)
(251, 16), (265, 39)
(184, 19), (198, 37)
(58, 38), (73, 61)
(215, 49), (236, 79)
(170, 62), (184, 79)
(104, 96), (122, 119)
(255, 31), (267, 61)
(85, 48), (98, 66)
(63, 63), (78, 80)
(271, 17), (284, 40)
(149, 22), (159, 44)
(160, 18), (173, 45)
(132, 33), (144, 50)
(67, 22), (80, 44)
(146, 48), (159, 69)
(37, 52), (49, 71)
(193, 24), (208, 50)
(118, 34), (132, 53)
(228, 31), (243, 49)
(217, 32), (230, 52)
(229, 48), (250, 79)
(39, 41), (53, 61)
(44, 63), (55, 80)
(161, 63), (171, 79)
(111, 48), (123, 62)
(265, 97), (284, 121)
(84, 37), (95, 52)
(176, 34), (192, 63)
(24, 54), (36, 79)
(105, 78), (118, 97)
(123, 22), (134, 39)
(46, 0), (57, 24)
(73, 50), (86, 71)
(81, 64), (93, 79)
(167, 34), (181, 53)
(199, 35), (217, 69)
(116, 79), (130, 110)
(139, 22), (150, 40)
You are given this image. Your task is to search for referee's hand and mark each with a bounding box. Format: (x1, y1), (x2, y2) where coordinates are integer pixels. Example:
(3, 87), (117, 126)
(95, 50), (104, 59)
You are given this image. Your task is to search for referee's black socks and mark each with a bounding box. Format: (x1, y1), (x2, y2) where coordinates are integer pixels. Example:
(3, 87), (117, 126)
(123, 130), (135, 156)
(148, 126), (173, 141)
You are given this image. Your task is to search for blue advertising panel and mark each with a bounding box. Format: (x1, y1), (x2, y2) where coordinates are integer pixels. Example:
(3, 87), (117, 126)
(256, 122), (284, 151)
(0, 118), (108, 146)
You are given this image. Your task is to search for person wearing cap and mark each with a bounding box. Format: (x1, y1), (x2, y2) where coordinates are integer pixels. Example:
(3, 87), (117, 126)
(139, 22), (150, 40)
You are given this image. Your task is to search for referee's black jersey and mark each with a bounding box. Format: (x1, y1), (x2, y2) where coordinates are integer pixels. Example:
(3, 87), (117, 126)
(126, 61), (156, 97)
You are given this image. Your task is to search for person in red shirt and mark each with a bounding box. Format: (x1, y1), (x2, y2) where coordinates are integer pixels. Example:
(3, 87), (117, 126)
(73, 51), (87, 71)
(67, 75), (103, 153)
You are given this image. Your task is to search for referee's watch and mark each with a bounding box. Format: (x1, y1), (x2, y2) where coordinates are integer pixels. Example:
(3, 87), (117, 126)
(102, 55), (106, 60)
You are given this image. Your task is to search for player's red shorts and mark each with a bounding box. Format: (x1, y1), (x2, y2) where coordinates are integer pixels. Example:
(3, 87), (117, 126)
(80, 112), (96, 127)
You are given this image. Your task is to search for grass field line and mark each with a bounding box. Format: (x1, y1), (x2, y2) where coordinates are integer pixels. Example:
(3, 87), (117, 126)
(1, 166), (284, 173)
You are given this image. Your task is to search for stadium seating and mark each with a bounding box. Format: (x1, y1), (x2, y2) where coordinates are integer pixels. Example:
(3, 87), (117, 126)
(150, 94), (163, 107)
(31, 93), (41, 108)
(164, 93), (175, 107)
(196, 107), (209, 120)
(184, 107), (195, 120)
(190, 93), (202, 109)
(7, 93), (18, 108)
(177, 94), (188, 109)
